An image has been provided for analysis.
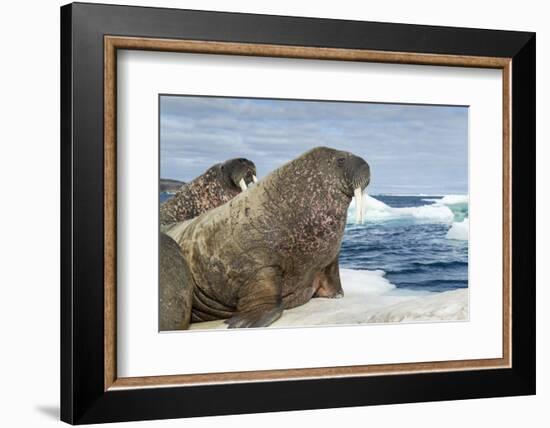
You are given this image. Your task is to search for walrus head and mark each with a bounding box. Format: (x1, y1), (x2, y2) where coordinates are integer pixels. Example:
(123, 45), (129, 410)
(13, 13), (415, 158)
(308, 147), (371, 223)
(336, 151), (371, 223)
(220, 158), (258, 192)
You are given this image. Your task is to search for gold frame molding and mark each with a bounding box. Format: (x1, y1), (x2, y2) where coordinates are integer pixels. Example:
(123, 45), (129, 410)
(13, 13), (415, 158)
(104, 36), (512, 391)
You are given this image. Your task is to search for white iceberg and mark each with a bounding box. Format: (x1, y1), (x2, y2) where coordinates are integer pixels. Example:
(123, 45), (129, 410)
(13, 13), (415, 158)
(438, 194), (469, 205)
(348, 194), (455, 224)
(446, 217), (469, 241)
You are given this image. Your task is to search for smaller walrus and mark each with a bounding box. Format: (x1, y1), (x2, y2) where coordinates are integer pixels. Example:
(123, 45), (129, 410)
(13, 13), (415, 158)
(162, 147), (370, 330)
(160, 158), (257, 225)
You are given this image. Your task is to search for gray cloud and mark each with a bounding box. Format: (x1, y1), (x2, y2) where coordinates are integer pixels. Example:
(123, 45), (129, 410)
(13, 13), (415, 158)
(160, 96), (468, 195)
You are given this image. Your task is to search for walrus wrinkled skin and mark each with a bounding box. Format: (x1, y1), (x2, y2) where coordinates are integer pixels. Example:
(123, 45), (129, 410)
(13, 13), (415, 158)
(160, 158), (257, 225)
(164, 147), (370, 329)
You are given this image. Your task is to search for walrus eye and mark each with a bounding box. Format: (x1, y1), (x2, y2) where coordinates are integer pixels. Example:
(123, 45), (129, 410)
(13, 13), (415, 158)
(336, 158), (345, 167)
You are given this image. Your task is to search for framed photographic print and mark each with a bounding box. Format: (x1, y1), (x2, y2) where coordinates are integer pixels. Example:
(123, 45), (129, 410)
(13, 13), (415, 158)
(60, 2), (536, 424)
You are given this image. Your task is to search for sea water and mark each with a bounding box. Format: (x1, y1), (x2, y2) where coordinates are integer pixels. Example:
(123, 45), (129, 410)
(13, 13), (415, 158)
(343, 194), (468, 292)
(159, 193), (469, 294)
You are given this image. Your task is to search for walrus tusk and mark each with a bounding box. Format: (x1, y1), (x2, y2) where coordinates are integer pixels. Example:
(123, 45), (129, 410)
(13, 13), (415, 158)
(252, 175), (258, 183)
(354, 187), (363, 224)
(238, 178), (248, 192)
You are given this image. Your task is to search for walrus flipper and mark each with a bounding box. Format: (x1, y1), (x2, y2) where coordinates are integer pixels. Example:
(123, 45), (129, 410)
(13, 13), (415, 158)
(225, 266), (284, 328)
(159, 232), (194, 331)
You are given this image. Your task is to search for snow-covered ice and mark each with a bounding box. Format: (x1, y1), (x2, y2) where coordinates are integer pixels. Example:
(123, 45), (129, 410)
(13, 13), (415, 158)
(189, 268), (468, 330)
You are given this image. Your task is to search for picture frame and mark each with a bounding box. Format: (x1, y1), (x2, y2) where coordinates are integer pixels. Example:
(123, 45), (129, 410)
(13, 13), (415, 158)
(60, 2), (535, 424)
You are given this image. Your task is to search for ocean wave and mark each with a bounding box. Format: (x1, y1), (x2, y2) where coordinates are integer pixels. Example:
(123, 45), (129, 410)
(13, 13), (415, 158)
(446, 217), (469, 241)
(410, 260), (468, 268)
(348, 194), (455, 224)
(386, 260), (468, 275)
(391, 279), (468, 292)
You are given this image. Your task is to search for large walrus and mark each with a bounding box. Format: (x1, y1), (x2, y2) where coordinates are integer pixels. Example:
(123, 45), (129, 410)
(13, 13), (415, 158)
(160, 147), (370, 330)
(160, 158), (257, 225)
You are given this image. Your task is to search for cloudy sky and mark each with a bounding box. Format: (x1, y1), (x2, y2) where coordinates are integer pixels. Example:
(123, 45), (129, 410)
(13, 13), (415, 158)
(160, 95), (468, 195)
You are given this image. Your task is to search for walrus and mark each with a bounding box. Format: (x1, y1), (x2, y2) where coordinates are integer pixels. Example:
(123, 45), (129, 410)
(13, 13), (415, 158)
(160, 158), (257, 225)
(162, 147), (370, 329)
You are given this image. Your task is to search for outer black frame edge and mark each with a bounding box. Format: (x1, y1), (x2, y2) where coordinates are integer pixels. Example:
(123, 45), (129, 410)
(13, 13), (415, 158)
(510, 34), (536, 393)
(60, 3), (74, 425)
(60, 2), (536, 424)
(70, 1), (533, 56)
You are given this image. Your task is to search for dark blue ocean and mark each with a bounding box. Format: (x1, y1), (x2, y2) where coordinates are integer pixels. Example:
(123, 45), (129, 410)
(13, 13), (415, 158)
(342, 195), (468, 293)
(160, 193), (468, 293)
